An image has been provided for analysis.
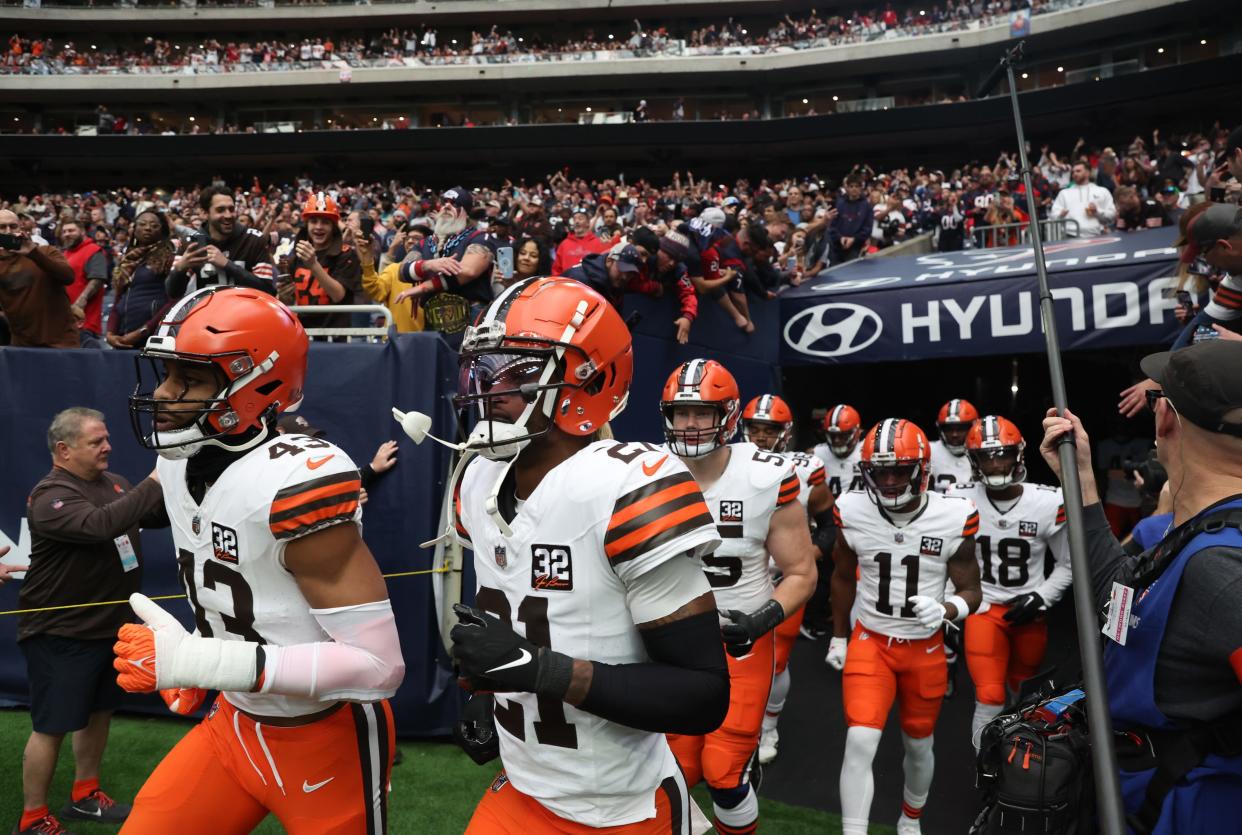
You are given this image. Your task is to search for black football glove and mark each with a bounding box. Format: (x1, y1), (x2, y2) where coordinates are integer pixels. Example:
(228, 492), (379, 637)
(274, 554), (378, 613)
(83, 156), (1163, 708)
(720, 599), (785, 658)
(452, 693), (500, 766)
(449, 603), (574, 698)
(1002, 592), (1046, 626)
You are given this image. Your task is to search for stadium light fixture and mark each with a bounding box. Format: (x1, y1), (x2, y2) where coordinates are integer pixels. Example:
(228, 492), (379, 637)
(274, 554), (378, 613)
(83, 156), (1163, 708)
(1057, 65), (1064, 71)
(1021, 72), (1028, 78)
(1200, 39), (1207, 45)
(802, 98), (809, 104)
(832, 95), (839, 101)
(189, 116), (195, 122)
(608, 34), (615, 40)
(586, 107), (593, 112)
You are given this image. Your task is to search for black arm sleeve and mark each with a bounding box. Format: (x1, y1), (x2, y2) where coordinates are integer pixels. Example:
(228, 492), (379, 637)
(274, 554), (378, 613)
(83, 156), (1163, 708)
(166, 268), (190, 299)
(577, 609), (729, 735)
(811, 507), (837, 556)
(1083, 501), (1133, 610)
(221, 261), (276, 295)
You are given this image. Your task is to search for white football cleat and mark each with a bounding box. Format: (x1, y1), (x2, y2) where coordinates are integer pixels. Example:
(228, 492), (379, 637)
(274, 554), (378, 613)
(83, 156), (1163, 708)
(758, 727), (779, 764)
(896, 815), (922, 835)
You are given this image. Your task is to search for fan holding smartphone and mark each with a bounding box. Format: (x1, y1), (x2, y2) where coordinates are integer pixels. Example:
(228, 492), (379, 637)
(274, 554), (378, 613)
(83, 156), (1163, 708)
(0, 208), (81, 348)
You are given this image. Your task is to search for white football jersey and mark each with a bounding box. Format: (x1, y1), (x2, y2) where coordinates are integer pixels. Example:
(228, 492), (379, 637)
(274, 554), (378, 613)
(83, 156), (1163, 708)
(158, 433), (364, 719)
(835, 490), (978, 640)
(782, 450), (827, 508)
(947, 482), (1070, 606)
(694, 442), (800, 613)
(458, 440), (718, 828)
(812, 443), (863, 498)
(929, 439), (974, 492)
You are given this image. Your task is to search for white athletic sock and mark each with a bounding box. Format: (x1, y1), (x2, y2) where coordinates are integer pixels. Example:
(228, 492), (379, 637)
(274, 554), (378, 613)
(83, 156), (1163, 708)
(763, 668), (791, 731)
(900, 733), (935, 820)
(972, 701), (1003, 751)
(840, 726), (882, 832)
(712, 785), (758, 833)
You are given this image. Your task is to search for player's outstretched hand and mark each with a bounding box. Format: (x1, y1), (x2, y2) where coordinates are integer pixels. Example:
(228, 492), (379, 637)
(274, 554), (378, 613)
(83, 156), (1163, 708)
(1002, 592), (1046, 626)
(825, 637), (848, 670)
(908, 595), (948, 630)
(453, 692), (500, 766)
(720, 600), (785, 658)
(450, 603), (573, 699)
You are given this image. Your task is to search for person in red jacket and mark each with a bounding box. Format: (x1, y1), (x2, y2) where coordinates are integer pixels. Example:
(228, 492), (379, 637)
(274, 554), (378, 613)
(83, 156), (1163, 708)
(551, 209), (608, 275)
(58, 218), (108, 348)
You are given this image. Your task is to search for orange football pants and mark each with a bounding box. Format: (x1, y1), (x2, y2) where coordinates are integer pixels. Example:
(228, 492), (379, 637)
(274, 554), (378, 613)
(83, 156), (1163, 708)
(668, 630), (774, 789)
(964, 604), (1049, 705)
(466, 769), (691, 834)
(121, 695), (395, 835)
(773, 604), (805, 676)
(842, 622), (947, 739)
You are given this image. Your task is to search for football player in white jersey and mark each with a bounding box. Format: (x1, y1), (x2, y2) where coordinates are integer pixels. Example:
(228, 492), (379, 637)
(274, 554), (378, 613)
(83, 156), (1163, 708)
(828, 418), (981, 835)
(663, 364), (817, 835)
(444, 278), (728, 834)
(113, 287), (405, 834)
(948, 416), (1070, 748)
(739, 394), (835, 765)
(813, 404), (865, 499)
(929, 398), (979, 491)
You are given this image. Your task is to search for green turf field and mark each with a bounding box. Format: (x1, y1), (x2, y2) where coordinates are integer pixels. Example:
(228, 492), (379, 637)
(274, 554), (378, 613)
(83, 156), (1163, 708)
(0, 708), (888, 834)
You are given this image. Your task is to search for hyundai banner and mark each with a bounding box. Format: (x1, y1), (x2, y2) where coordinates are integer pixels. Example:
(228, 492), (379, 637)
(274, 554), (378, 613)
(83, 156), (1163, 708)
(780, 229), (1183, 366)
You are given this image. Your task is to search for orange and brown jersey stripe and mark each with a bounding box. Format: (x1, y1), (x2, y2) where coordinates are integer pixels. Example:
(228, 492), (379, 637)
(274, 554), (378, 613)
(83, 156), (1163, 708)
(808, 466), (826, 487)
(832, 505), (844, 528)
(962, 510), (980, 538)
(605, 471), (713, 566)
(776, 471), (801, 507)
(269, 470), (361, 540)
(1055, 504), (1066, 525)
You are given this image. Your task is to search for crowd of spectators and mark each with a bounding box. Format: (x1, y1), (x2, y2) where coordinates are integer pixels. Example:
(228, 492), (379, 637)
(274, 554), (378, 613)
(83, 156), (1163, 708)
(2, 0), (1092, 77)
(0, 121), (1235, 349)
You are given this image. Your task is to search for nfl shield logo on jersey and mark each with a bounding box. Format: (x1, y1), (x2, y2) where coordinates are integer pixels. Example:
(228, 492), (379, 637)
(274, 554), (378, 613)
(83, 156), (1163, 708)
(192, 515), (201, 535)
(1019, 521), (1039, 538)
(494, 545), (507, 568)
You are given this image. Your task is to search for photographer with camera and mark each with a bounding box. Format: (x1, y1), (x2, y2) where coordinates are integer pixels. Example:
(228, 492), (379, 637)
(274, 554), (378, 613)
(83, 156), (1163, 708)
(165, 186), (275, 300)
(0, 209), (79, 348)
(1040, 340), (1242, 834)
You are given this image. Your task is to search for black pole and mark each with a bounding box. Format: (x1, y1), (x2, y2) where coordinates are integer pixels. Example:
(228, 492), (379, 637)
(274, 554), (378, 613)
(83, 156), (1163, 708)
(992, 42), (1126, 834)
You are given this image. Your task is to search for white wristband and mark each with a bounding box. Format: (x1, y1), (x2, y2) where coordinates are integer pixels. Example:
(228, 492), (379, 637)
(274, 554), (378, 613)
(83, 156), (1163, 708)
(945, 594), (971, 622)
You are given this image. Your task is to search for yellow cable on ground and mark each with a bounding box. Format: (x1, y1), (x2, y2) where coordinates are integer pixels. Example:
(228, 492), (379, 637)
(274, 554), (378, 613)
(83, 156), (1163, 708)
(0, 565), (452, 617)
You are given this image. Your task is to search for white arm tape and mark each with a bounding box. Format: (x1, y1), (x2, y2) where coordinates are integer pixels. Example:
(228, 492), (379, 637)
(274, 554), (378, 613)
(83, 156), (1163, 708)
(164, 634), (261, 692)
(258, 600), (405, 701)
(945, 594), (972, 622)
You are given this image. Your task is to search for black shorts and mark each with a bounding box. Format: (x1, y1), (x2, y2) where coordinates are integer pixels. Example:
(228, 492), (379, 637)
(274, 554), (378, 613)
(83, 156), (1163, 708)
(20, 634), (124, 734)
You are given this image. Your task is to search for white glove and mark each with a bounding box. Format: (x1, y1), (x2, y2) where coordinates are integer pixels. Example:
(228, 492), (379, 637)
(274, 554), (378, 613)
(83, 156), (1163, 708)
(124, 593), (259, 692)
(825, 637), (848, 670)
(908, 595), (948, 630)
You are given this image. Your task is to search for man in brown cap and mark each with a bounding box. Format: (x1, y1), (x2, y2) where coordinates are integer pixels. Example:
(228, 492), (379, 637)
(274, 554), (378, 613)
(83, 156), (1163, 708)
(1039, 340), (1242, 833)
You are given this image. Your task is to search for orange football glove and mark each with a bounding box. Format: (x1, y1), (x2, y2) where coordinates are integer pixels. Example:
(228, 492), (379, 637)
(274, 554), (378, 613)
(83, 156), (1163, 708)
(160, 687), (208, 716)
(114, 623), (158, 693)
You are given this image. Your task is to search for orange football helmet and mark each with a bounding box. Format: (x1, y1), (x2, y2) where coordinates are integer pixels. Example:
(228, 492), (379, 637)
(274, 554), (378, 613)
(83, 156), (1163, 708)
(130, 286), (308, 459)
(456, 276), (632, 460)
(661, 359), (740, 458)
(860, 418), (932, 509)
(742, 394), (794, 452)
(823, 404), (863, 458)
(936, 398), (979, 454)
(967, 415), (1027, 487)
(301, 192), (340, 222)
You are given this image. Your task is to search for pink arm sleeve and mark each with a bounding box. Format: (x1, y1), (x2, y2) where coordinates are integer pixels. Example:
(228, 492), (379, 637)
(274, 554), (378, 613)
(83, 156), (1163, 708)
(258, 600), (405, 701)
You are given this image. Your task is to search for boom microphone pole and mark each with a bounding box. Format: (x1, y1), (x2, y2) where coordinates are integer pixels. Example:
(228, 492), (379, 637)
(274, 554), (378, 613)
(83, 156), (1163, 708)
(979, 41), (1126, 835)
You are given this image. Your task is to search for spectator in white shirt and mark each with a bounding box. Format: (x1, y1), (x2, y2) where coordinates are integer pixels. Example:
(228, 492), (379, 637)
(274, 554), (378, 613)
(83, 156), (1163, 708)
(1051, 162), (1116, 236)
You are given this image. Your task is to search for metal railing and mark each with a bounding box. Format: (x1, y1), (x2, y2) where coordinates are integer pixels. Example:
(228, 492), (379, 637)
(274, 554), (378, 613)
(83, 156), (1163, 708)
(971, 218), (1079, 249)
(287, 303), (391, 341)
